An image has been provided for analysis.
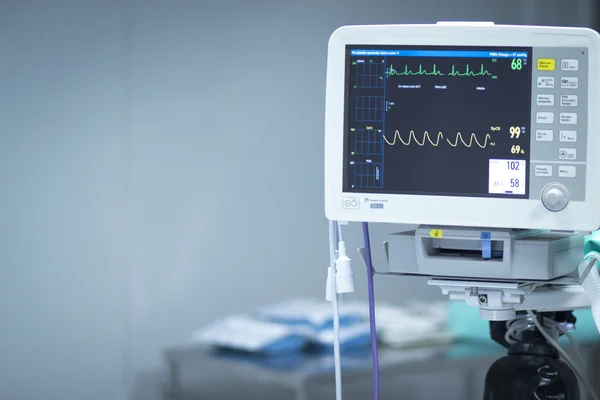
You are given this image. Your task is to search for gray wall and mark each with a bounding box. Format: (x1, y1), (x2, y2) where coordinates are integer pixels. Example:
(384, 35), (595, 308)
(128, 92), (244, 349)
(0, 1), (597, 399)
(0, 2), (128, 399)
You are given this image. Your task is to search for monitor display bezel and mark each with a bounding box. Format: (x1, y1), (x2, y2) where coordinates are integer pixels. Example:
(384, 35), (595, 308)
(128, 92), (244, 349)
(324, 24), (600, 231)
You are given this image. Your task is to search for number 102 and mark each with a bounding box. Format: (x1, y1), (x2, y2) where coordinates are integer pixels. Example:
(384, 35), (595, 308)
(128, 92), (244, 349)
(507, 161), (520, 170)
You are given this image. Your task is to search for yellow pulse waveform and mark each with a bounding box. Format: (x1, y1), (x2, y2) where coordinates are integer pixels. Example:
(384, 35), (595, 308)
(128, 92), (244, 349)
(383, 130), (492, 148)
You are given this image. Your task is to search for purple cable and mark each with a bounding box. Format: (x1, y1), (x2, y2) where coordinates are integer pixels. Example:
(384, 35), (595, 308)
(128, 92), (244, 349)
(362, 222), (380, 400)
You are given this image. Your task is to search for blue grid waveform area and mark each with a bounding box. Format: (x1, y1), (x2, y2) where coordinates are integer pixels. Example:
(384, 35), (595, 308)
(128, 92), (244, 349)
(353, 128), (382, 156)
(356, 62), (384, 89)
(353, 162), (382, 189)
(355, 96), (383, 122)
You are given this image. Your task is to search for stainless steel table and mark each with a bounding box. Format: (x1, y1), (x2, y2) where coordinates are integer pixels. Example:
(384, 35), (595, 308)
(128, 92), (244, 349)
(161, 341), (600, 400)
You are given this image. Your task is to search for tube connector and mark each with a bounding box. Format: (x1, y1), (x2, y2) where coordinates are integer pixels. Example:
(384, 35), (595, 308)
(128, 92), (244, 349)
(335, 242), (355, 294)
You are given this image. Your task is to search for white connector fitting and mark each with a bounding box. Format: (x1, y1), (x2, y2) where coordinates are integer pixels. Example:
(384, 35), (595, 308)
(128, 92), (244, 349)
(335, 242), (355, 294)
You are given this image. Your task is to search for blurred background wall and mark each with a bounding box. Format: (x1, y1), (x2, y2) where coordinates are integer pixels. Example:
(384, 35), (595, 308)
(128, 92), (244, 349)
(0, 0), (598, 398)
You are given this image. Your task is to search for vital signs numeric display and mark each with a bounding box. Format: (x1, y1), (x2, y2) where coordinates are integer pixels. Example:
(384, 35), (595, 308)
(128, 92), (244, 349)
(343, 45), (533, 198)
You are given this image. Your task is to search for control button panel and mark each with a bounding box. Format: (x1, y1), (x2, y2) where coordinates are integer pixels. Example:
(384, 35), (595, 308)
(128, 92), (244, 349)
(541, 183), (569, 212)
(530, 47), (587, 203)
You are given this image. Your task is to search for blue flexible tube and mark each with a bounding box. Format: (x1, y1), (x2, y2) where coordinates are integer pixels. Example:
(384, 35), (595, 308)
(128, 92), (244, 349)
(362, 222), (379, 400)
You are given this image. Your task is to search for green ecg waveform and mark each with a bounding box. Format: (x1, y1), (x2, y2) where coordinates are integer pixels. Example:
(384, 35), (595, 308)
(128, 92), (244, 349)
(386, 63), (492, 77)
(386, 64), (444, 77)
(448, 64), (492, 77)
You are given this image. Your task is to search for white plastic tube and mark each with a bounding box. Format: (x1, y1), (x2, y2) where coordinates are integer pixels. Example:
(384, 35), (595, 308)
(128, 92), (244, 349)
(328, 220), (342, 400)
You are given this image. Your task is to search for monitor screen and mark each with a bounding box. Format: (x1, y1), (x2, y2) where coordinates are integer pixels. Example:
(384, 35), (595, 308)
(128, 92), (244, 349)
(343, 45), (533, 198)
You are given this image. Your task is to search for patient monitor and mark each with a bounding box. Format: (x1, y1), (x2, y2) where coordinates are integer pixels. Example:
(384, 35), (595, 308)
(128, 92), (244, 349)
(324, 23), (600, 319)
(325, 23), (599, 232)
(324, 22), (600, 400)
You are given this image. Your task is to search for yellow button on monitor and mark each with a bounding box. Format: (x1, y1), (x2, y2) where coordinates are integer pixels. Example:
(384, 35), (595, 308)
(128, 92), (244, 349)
(537, 58), (556, 71)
